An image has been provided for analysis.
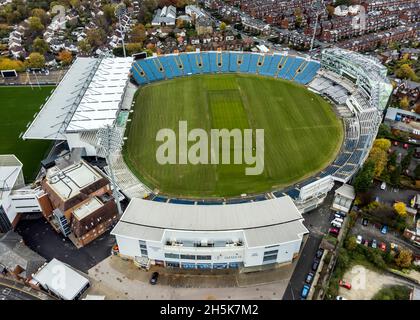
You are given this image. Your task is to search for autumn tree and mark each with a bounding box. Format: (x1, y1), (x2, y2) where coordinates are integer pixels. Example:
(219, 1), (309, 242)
(399, 96), (410, 110)
(373, 138), (391, 152)
(396, 64), (418, 81)
(86, 29), (107, 48)
(395, 249), (413, 268)
(393, 202), (407, 218)
(32, 37), (49, 54)
(130, 24), (147, 43)
(0, 57), (25, 71)
(368, 146), (388, 177)
(58, 50), (73, 66)
(220, 22), (227, 31)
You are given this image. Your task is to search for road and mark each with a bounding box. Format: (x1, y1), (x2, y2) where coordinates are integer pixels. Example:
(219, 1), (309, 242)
(283, 190), (338, 300)
(0, 277), (52, 300)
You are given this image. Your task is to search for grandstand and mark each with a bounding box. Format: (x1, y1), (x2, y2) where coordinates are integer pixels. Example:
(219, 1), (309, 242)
(131, 51), (320, 86)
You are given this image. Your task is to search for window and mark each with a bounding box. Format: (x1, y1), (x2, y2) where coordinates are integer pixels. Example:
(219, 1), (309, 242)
(140, 249), (148, 257)
(164, 253), (179, 259)
(196, 255), (211, 260)
(263, 255), (277, 262)
(180, 254), (196, 260)
(264, 250), (278, 256)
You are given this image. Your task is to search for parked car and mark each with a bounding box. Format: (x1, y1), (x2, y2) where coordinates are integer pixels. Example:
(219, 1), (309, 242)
(329, 227), (340, 237)
(333, 217), (344, 224)
(379, 242), (386, 252)
(381, 225), (388, 234)
(380, 182), (386, 190)
(356, 235), (362, 244)
(390, 243), (399, 252)
(336, 296), (347, 300)
(363, 239), (369, 247)
(315, 248), (324, 259)
(331, 220), (342, 228)
(403, 143), (409, 149)
(371, 239), (377, 249)
(312, 260), (319, 271)
(393, 141), (398, 146)
(301, 284), (310, 299)
(305, 272), (315, 284)
(339, 280), (352, 290)
(150, 272), (159, 285)
(362, 218), (369, 226)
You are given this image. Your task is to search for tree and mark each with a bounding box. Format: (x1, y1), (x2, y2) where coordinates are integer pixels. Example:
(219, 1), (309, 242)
(354, 161), (375, 193)
(26, 52), (45, 68)
(130, 24), (147, 43)
(390, 165), (401, 185)
(86, 29), (107, 48)
(32, 37), (48, 54)
(377, 123), (391, 139)
(373, 139), (391, 152)
(77, 39), (92, 55)
(395, 64), (418, 81)
(395, 249), (413, 268)
(28, 16), (44, 33)
(368, 147), (388, 177)
(393, 202), (407, 218)
(0, 57), (25, 71)
(58, 50), (73, 66)
(31, 8), (48, 26)
(220, 22), (227, 31)
(399, 96), (410, 110)
(345, 236), (357, 251)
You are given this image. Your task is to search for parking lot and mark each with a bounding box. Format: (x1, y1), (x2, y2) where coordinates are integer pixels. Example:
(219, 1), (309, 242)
(350, 217), (420, 255)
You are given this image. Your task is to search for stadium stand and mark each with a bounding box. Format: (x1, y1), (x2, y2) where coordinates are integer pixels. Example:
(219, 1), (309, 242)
(130, 52), (320, 88)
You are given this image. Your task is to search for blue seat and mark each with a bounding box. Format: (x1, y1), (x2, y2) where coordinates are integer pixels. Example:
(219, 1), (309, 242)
(239, 53), (251, 73)
(258, 55), (273, 76)
(138, 59), (157, 81)
(277, 56), (294, 79)
(179, 54), (192, 74)
(248, 54), (259, 74)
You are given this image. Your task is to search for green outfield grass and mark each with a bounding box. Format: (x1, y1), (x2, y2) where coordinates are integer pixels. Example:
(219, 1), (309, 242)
(124, 74), (343, 198)
(0, 86), (54, 181)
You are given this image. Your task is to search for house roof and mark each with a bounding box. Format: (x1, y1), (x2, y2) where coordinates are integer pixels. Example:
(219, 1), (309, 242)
(0, 231), (46, 279)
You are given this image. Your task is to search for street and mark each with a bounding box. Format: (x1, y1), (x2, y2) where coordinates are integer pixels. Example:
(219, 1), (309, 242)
(283, 190), (338, 300)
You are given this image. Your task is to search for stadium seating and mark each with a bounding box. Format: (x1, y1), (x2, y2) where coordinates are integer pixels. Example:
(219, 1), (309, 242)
(130, 52), (321, 87)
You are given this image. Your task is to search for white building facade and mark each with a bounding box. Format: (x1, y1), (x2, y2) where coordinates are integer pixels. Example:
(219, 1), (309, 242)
(112, 197), (308, 270)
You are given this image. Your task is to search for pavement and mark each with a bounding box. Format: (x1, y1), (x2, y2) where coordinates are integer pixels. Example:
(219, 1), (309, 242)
(0, 277), (54, 300)
(370, 181), (418, 205)
(16, 217), (115, 273)
(283, 190), (338, 300)
(85, 255), (295, 300)
(338, 264), (419, 300)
